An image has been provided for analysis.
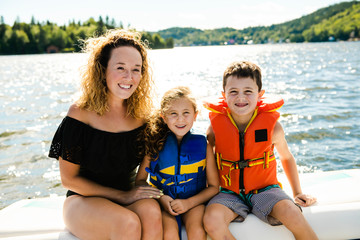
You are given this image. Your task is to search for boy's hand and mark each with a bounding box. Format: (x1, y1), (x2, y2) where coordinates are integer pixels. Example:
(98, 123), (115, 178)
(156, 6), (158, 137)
(160, 195), (178, 216)
(295, 193), (317, 207)
(170, 199), (190, 214)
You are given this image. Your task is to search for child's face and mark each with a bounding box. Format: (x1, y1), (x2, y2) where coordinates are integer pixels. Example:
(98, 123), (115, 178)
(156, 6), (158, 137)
(223, 76), (262, 119)
(162, 98), (197, 142)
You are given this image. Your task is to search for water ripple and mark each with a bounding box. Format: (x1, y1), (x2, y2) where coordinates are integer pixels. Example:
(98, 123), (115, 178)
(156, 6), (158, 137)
(0, 129), (27, 138)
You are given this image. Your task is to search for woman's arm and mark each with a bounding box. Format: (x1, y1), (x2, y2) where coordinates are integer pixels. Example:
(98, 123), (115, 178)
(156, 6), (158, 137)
(273, 121), (316, 207)
(60, 104), (162, 204)
(170, 143), (219, 214)
(135, 155), (151, 186)
(60, 158), (162, 205)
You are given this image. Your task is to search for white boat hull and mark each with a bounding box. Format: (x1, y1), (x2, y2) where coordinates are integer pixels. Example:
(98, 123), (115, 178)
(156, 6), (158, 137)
(1, 169), (360, 240)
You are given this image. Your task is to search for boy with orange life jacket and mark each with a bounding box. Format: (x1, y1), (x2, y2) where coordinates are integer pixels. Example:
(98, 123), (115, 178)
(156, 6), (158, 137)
(203, 61), (318, 240)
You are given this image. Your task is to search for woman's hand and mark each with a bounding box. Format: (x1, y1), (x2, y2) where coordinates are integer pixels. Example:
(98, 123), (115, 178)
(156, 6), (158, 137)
(119, 186), (162, 205)
(294, 193), (317, 207)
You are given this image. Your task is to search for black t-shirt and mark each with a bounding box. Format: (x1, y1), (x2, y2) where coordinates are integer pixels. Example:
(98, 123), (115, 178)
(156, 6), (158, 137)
(48, 116), (145, 196)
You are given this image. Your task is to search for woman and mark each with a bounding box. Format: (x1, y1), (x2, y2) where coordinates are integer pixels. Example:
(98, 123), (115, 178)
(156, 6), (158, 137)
(48, 29), (162, 240)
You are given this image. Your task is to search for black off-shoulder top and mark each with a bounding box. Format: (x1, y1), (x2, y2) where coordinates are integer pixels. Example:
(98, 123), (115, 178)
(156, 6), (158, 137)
(48, 116), (145, 197)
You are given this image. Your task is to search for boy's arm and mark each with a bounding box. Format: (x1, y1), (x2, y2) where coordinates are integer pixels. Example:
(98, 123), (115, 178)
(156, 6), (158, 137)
(206, 125), (215, 149)
(273, 121), (316, 207)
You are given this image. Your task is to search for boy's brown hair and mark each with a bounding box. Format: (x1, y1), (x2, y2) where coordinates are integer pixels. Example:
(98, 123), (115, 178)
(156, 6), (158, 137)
(223, 61), (262, 92)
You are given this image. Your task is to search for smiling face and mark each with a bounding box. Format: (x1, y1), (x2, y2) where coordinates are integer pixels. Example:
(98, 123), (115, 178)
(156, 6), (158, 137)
(162, 97), (198, 143)
(223, 76), (262, 121)
(105, 46), (142, 101)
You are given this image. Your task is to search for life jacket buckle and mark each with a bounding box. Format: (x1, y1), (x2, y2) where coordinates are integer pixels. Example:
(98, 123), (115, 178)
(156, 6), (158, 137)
(176, 185), (185, 193)
(173, 175), (187, 183)
(236, 161), (249, 169)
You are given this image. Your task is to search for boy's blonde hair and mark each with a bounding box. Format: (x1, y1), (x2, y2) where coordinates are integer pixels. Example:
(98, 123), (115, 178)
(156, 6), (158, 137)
(77, 29), (154, 118)
(223, 61), (262, 92)
(142, 86), (198, 160)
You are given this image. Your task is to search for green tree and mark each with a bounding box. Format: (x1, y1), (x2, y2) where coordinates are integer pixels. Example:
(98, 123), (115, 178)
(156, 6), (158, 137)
(30, 16), (36, 26)
(152, 33), (163, 48)
(96, 16), (105, 35)
(165, 37), (174, 48)
(8, 30), (29, 54)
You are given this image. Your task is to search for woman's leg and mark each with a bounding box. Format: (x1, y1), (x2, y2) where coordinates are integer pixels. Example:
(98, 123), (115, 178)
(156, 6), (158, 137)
(270, 199), (318, 240)
(182, 204), (206, 240)
(126, 198), (163, 240)
(63, 195), (141, 240)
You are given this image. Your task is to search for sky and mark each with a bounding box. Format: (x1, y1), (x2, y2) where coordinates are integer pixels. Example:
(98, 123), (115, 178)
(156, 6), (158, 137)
(0, 0), (351, 32)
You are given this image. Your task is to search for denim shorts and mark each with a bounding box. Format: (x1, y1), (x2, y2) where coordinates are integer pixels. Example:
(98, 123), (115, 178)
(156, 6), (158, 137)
(208, 187), (298, 225)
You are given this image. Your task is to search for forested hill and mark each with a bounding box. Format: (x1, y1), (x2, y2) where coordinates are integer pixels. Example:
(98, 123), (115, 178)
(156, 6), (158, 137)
(0, 1), (359, 55)
(0, 17), (174, 55)
(158, 1), (360, 46)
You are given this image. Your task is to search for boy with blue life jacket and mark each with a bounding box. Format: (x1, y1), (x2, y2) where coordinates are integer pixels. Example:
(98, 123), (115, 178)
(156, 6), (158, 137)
(136, 86), (219, 240)
(203, 61), (318, 240)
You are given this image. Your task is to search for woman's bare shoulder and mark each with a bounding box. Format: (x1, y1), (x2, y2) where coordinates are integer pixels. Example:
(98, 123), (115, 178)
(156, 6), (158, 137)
(67, 103), (91, 124)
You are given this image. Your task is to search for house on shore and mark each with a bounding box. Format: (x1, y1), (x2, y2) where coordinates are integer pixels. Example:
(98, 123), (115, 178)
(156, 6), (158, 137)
(47, 45), (59, 53)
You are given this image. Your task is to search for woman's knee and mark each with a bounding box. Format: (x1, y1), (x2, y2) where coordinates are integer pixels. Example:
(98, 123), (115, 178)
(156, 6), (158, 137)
(144, 200), (162, 222)
(112, 211), (141, 239)
(142, 210), (162, 239)
(130, 199), (162, 239)
(139, 200), (162, 227)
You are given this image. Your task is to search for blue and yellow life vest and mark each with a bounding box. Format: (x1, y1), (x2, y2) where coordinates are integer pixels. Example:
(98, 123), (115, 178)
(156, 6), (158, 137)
(146, 131), (207, 199)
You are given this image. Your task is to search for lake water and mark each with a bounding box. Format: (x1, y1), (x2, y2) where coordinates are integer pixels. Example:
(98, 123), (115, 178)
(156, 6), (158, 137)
(1, 42), (359, 209)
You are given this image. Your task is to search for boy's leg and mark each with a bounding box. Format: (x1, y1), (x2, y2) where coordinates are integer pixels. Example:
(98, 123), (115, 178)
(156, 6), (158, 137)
(204, 192), (249, 240)
(270, 199), (318, 240)
(162, 210), (180, 240)
(203, 203), (239, 240)
(182, 204), (206, 240)
(251, 187), (318, 240)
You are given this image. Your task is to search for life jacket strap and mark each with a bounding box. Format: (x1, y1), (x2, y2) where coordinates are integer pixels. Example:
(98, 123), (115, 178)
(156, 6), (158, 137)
(162, 180), (204, 198)
(147, 166), (206, 198)
(146, 167), (166, 189)
(249, 184), (281, 194)
(218, 151), (275, 170)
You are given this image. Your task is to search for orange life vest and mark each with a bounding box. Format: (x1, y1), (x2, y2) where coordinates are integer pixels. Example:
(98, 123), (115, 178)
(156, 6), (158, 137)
(204, 95), (284, 195)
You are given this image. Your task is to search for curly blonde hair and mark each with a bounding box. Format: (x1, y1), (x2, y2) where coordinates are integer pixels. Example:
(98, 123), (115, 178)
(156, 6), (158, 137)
(77, 29), (154, 118)
(142, 86), (198, 160)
